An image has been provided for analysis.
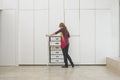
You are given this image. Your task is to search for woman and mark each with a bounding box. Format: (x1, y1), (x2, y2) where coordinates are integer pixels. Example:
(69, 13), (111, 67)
(46, 23), (74, 68)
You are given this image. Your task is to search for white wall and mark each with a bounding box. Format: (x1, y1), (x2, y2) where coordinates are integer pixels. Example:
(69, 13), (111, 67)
(112, 0), (119, 57)
(96, 10), (114, 64)
(118, 1), (120, 57)
(0, 0), (119, 66)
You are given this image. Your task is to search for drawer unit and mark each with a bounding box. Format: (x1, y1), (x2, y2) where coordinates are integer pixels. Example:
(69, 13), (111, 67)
(51, 51), (63, 55)
(49, 36), (64, 64)
(51, 54), (63, 59)
(51, 59), (64, 63)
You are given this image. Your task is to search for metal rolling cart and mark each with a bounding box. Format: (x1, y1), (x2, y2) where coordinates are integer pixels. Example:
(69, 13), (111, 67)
(49, 36), (64, 65)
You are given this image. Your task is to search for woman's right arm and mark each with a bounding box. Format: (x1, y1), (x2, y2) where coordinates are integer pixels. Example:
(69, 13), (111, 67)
(46, 28), (63, 37)
(46, 33), (56, 37)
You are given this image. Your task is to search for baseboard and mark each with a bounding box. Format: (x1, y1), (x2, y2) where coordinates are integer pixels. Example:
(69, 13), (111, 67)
(18, 64), (106, 66)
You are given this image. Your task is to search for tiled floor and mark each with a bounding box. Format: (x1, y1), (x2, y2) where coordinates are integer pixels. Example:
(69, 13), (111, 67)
(0, 66), (120, 80)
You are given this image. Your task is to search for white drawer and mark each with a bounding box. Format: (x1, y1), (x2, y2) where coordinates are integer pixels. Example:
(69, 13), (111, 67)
(51, 59), (64, 63)
(51, 46), (61, 51)
(51, 51), (63, 55)
(50, 42), (61, 46)
(51, 54), (63, 58)
(50, 37), (61, 41)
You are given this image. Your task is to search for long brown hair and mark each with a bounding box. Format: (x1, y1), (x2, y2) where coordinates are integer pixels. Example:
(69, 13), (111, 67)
(59, 22), (68, 31)
(59, 23), (70, 37)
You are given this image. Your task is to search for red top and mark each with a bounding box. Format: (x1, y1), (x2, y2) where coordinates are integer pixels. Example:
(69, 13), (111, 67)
(55, 28), (70, 49)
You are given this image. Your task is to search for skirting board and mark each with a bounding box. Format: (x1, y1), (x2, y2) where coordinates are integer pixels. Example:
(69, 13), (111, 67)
(19, 64), (106, 66)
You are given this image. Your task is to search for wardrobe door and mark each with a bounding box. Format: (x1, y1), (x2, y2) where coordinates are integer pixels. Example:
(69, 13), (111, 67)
(0, 10), (17, 65)
(19, 0), (33, 9)
(0, 0), (2, 9)
(34, 10), (49, 64)
(80, 10), (95, 64)
(34, 0), (48, 10)
(65, 0), (79, 10)
(69, 37), (80, 64)
(2, 0), (18, 9)
(19, 11), (34, 64)
(96, 10), (114, 64)
(65, 10), (80, 36)
(80, 0), (95, 9)
(96, 0), (115, 9)
(49, 0), (64, 34)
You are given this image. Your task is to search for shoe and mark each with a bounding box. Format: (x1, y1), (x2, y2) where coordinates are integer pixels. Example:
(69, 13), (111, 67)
(72, 64), (74, 68)
(62, 66), (68, 68)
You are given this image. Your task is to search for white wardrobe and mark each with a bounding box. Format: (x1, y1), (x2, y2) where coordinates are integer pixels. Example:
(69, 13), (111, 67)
(18, 0), (119, 65)
(0, 0), (119, 66)
(19, 0), (49, 64)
